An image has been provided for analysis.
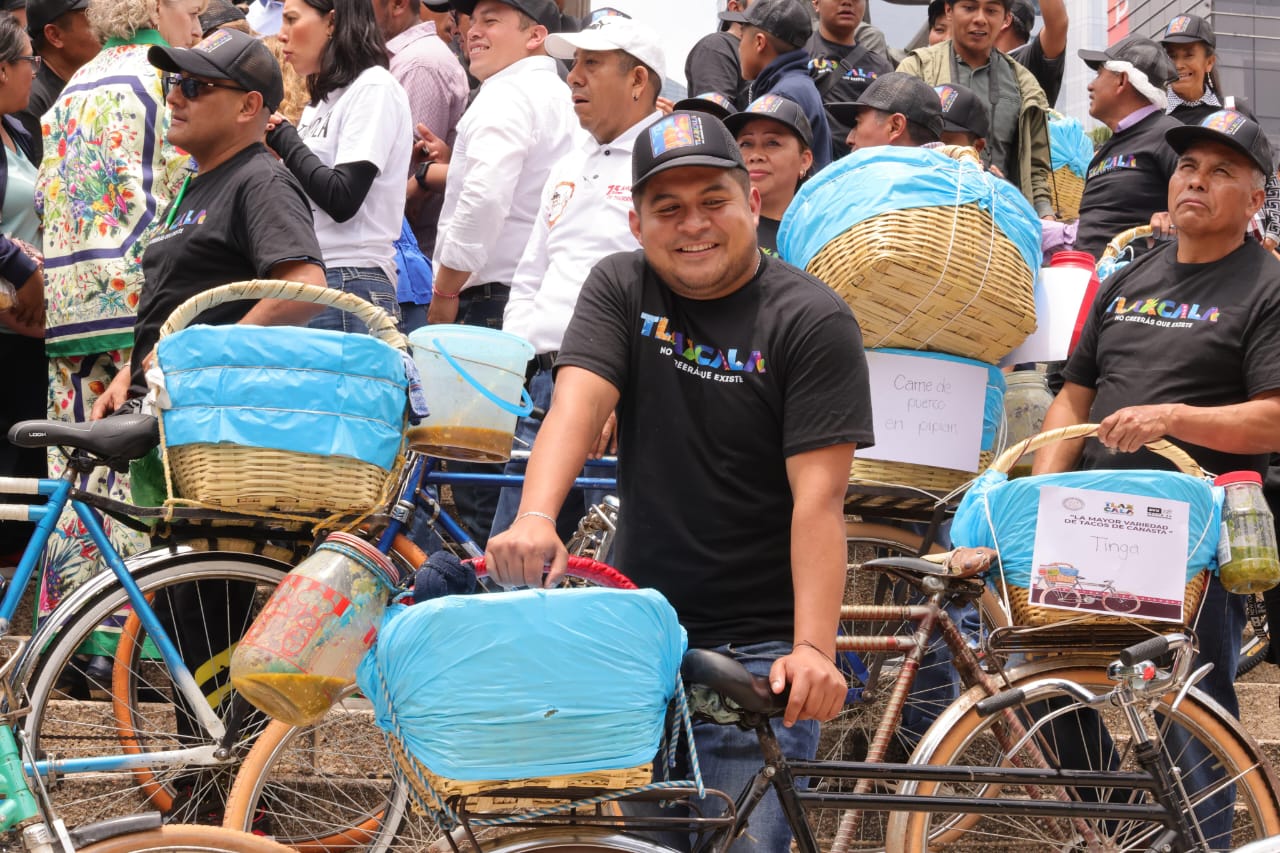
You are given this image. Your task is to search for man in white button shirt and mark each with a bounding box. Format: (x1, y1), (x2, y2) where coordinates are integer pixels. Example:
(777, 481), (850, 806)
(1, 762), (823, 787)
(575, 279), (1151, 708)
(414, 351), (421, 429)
(426, 0), (576, 545)
(489, 15), (664, 540)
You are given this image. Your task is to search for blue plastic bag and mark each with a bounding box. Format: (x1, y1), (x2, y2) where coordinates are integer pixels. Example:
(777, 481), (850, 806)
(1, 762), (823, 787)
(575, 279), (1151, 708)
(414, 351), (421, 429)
(1048, 112), (1094, 177)
(393, 218), (433, 306)
(356, 587), (687, 782)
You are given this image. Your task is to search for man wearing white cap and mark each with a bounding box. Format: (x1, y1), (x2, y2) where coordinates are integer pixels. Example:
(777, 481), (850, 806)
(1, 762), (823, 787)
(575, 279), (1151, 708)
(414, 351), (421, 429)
(1074, 35), (1181, 258)
(489, 15), (665, 541)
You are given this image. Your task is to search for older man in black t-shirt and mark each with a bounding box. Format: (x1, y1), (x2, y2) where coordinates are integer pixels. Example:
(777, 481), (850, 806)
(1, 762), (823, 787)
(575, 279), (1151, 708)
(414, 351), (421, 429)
(1036, 109), (1280, 849)
(486, 111), (874, 851)
(91, 28), (326, 417)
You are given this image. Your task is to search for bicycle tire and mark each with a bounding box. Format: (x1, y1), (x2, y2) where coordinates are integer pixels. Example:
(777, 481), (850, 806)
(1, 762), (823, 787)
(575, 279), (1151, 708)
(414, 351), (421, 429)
(810, 522), (1007, 852)
(1103, 592), (1142, 615)
(18, 555), (290, 829)
(1238, 594), (1270, 678)
(75, 823), (297, 852)
(888, 664), (1280, 851)
(222, 550), (638, 853)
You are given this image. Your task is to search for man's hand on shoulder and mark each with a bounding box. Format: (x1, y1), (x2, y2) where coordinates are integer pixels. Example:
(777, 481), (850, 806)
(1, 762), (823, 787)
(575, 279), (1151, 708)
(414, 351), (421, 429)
(770, 642), (845, 727)
(484, 514), (568, 589)
(1096, 404), (1178, 454)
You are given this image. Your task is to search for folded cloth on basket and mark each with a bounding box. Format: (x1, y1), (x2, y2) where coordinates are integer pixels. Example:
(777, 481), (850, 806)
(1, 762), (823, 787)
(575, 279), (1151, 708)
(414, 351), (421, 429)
(356, 587), (687, 782)
(155, 324), (407, 469)
(952, 468), (1222, 588)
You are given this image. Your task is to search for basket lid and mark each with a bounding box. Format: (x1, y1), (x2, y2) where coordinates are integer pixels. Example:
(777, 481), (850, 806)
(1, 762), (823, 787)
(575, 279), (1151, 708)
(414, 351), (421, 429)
(1213, 470), (1263, 487)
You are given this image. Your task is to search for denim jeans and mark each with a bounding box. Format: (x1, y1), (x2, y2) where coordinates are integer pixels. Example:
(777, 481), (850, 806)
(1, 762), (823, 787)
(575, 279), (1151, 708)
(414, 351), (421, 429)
(399, 301), (429, 335)
(625, 640), (820, 852)
(489, 368), (615, 541)
(311, 266), (400, 334)
(444, 285), (508, 547)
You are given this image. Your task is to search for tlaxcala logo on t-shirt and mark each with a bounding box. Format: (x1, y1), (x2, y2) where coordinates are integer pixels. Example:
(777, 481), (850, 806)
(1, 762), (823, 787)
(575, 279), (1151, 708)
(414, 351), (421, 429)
(640, 312), (765, 385)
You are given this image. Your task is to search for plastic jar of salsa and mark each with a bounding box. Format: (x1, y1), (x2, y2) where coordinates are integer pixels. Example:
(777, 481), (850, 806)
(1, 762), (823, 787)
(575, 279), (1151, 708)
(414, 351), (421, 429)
(1214, 471), (1280, 594)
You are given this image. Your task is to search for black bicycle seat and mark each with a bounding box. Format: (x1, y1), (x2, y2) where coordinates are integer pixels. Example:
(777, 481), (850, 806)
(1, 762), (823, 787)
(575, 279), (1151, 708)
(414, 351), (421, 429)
(8, 414), (159, 462)
(681, 649), (788, 717)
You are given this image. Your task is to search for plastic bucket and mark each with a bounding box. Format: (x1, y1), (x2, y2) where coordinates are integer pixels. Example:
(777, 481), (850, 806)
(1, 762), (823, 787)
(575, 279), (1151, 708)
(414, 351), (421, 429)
(407, 325), (534, 462)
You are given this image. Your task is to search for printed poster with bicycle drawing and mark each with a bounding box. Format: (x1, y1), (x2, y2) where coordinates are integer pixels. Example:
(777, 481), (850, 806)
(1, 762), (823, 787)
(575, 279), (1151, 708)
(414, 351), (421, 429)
(1030, 485), (1190, 622)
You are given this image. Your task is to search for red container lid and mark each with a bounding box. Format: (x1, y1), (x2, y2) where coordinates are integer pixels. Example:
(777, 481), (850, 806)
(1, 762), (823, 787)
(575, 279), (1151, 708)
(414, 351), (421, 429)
(1214, 471), (1263, 486)
(1049, 251), (1098, 272)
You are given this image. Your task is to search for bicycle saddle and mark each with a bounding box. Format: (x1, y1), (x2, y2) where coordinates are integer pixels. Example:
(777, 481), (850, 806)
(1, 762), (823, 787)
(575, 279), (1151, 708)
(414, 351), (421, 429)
(681, 649), (788, 717)
(8, 414), (159, 462)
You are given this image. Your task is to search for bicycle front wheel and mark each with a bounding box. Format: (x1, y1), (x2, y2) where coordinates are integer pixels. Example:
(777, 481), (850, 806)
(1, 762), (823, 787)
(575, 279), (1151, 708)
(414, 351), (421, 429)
(75, 823), (298, 852)
(889, 665), (1280, 851)
(19, 554), (289, 828)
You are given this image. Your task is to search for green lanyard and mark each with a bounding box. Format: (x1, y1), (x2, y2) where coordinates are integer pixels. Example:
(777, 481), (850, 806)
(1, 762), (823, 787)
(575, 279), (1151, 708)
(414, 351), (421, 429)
(103, 29), (169, 49)
(165, 174), (192, 229)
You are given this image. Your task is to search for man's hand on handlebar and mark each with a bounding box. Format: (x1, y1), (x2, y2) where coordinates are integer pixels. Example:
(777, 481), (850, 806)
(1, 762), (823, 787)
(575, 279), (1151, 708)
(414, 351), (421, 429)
(770, 643), (846, 727)
(484, 513), (567, 589)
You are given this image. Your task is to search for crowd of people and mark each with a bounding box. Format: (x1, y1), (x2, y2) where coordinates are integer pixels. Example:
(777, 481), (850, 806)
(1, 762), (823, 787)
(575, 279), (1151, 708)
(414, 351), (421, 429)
(0, 0), (1278, 849)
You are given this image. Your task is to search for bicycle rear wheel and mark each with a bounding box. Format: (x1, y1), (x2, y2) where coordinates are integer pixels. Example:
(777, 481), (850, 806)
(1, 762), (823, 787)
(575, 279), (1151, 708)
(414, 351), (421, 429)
(889, 664), (1280, 851)
(76, 823), (297, 852)
(18, 554), (289, 828)
(222, 543), (637, 852)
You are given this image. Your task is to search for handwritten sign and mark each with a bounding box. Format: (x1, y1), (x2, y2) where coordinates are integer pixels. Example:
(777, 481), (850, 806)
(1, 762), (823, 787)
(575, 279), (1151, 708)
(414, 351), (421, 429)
(1029, 485), (1190, 622)
(860, 351), (987, 472)
(1001, 266), (1092, 366)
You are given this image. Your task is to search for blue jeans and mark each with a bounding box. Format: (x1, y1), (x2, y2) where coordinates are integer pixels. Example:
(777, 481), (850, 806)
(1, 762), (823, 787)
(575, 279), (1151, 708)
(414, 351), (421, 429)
(626, 641), (819, 852)
(399, 301), (429, 334)
(444, 285), (508, 547)
(489, 368), (615, 541)
(310, 266), (400, 334)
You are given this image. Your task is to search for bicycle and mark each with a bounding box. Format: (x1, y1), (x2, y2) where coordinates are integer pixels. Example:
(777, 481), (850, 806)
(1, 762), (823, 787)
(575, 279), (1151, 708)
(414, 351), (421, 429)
(1037, 573), (1143, 615)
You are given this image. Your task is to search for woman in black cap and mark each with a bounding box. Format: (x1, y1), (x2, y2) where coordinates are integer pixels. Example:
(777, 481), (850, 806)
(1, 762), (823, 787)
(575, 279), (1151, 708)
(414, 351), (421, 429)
(725, 93), (814, 256)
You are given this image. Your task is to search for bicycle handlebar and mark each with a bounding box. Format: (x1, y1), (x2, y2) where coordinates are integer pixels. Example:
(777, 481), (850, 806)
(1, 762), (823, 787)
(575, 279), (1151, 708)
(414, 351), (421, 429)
(1120, 634), (1183, 667)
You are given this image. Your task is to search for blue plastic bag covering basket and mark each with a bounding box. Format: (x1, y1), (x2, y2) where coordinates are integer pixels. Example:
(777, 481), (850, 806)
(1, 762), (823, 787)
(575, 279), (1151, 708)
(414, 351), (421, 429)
(1048, 112), (1094, 177)
(952, 468), (1222, 587)
(777, 146), (1043, 278)
(158, 324), (406, 470)
(872, 348), (1006, 452)
(356, 587), (688, 782)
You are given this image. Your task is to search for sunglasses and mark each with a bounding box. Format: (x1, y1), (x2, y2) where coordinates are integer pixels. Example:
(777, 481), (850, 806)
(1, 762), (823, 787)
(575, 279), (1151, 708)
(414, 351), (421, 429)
(162, 73), (248, 100)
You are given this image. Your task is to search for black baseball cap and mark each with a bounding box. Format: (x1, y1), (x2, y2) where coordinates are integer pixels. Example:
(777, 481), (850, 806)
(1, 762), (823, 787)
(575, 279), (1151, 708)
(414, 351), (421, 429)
(719, 0), (812, 49)
(1078, 34), (1177, 88)
(1166, 108), (1275, 176)
(449, 0), (559, 31)
(1159, 13), (1215, 49)
(672, 92), (737, 123)
(423, 0), (452, 9)
(149, 28), (285, 112)
(1009, 0), (1034, 34)
(632, 111), (747, 190)
(927, 0), (945, 27)
(829, 71), (943, 140)
(725, 93), (813, 149)
(26, 0), (86, 38)
(935, 83), (989, 138)
(199, 0), (247, 38)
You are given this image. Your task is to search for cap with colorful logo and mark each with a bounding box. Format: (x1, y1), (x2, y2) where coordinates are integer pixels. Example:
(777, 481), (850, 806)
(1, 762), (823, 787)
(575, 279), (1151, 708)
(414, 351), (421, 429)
(935, 83), (990, 139)
(1165, 108), (1275, 176)
(632, 111), (746, 190)
(725, 93), (813, 149)
(671, 92), (738, 123)
(1159, 13), (1215, 49)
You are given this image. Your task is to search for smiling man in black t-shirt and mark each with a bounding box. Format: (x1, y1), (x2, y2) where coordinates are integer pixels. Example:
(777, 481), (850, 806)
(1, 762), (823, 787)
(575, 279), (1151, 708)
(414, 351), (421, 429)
(1036, 108), (1280, 849)
(485, 111), (873, 851)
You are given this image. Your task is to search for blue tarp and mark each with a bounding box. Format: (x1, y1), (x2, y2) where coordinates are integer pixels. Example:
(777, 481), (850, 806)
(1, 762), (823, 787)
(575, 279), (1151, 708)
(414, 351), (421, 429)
(777, 146), (1043, 279)
(952, 468), (1222, 587)
(356, 587), (687, 782)
(158, 325), (406, 470)
(872, 348), (1006, 451)
(1048, 113), (1094, 177)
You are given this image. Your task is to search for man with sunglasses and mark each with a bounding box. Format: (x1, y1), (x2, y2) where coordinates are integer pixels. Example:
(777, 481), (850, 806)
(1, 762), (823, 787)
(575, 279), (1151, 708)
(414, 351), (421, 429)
(92, 28), (325, 416)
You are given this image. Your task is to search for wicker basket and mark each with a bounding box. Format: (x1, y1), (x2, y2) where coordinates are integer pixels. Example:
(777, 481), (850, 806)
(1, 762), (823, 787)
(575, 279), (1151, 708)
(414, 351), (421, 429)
(1050, 165), (1084, 221)
(806, 204), (1035, 364)
(157, 281), (408, 517)
(850, 452), (994, 495)
(988, 424), (1209, 629)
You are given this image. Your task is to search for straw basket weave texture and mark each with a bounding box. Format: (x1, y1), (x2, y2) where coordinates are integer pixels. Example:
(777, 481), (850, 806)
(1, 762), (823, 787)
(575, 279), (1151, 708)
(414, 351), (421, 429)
(157, 281), (408, 517)
(803, 147), (1036, 364)
(1051, 166), (1084, 221)
(988, 424), (1209, 629)
(850, 452), (994, 495)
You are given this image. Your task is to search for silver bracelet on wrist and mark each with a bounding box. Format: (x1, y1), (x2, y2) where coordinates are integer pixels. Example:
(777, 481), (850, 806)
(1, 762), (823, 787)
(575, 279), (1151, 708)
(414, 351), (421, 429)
(515, 511), (556, 526)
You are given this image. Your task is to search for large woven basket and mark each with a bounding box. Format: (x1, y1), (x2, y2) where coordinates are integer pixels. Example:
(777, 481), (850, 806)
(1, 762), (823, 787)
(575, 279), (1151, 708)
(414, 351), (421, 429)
(157, 281), (408, 517)
(805, 196), (1035, 363)
(850, 452), (994, 495)
(988, 424), (1209, 629)
(1050, 165), (1084, 221)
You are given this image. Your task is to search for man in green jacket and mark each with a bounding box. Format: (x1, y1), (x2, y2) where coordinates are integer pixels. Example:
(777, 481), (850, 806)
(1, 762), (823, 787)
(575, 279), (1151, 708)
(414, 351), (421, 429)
(897, 0), (1054, 219)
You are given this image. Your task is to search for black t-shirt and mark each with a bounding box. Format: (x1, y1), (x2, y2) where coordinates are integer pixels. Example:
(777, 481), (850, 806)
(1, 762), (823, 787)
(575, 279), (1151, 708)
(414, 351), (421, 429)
(804, 32), (893, 161)
(557, 250), (875, 648)
(15, 62), (65, 144)
(1010, 37), (1064, 107)
(1075, 110), (1181, 259)
(1064, 240), (1280, 477)
(685, 30), (748, 109)
(132, 143), (323, 393)
(758, 216), (781, 256)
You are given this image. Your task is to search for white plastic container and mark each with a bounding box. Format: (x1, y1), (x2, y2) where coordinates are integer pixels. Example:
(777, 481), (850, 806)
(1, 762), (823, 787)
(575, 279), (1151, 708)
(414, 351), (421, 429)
(407, 325), (533, 462)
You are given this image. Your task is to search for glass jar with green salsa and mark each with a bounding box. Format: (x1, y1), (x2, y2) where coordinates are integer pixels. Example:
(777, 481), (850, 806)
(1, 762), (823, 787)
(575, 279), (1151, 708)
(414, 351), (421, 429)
(1215, 471), (1280, 594)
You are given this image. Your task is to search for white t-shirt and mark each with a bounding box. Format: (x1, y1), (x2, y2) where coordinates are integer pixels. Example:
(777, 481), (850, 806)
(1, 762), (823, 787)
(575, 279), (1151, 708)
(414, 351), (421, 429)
(296, 65), (413, 276)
